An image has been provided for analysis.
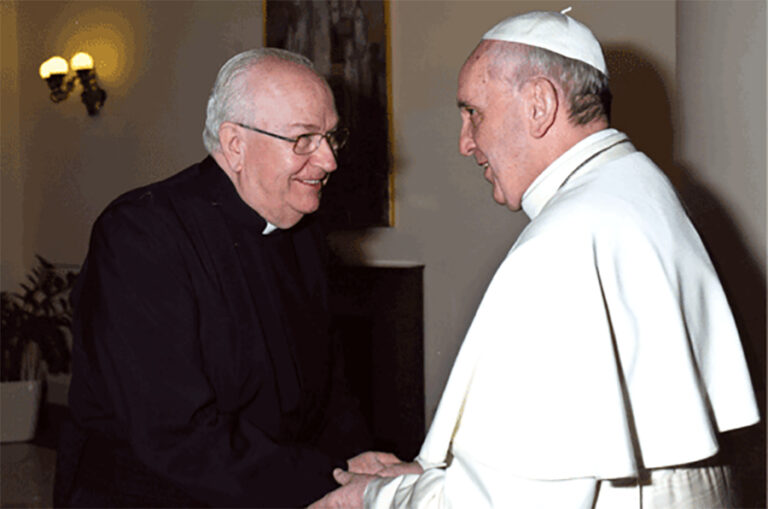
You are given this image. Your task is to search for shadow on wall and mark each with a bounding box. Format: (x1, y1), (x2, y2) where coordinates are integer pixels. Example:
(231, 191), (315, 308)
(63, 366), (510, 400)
(605, 44), (766, 508)
(680, 172), (767, 509)
(605, 44), (677, 182)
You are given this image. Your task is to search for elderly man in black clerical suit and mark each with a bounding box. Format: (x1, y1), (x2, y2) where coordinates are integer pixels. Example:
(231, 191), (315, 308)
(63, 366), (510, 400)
(54, 48), (373, 508)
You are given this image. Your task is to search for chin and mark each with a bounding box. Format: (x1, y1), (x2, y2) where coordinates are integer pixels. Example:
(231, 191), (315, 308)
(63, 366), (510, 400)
(285, 203), (319, 225)
(296, 192), (321, 211)
(300, 202), (321, 216)
(493, 195), (521, 212)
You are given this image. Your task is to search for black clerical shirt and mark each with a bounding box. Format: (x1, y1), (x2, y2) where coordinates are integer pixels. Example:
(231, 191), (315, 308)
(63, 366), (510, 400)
(58, 156), (370, 508)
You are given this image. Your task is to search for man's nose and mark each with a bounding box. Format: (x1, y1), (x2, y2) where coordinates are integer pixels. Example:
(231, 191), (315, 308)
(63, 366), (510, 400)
(313, 137), (338, 172)
(458, 121), (476, 156)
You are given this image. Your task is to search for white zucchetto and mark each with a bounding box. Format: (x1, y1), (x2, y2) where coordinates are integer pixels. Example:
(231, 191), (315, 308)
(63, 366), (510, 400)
(482, 10), (608, 75)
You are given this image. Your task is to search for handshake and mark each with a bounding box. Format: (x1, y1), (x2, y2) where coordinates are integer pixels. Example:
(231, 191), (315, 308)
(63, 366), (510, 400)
(308, 451), (424, 508)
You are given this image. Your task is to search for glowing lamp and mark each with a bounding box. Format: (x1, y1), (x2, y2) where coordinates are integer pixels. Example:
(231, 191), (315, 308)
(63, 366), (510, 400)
(70, 52), (94, 71)
(39, 56), (69, 79)
(39, 52), (106, 115)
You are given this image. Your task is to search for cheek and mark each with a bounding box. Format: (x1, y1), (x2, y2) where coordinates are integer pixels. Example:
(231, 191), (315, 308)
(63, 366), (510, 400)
(473, 116), (506, 159)
(264, 156), (301, 188)
(472, 123), (488, 149)
(244, 163), (287, 205)
(494, 130), (525, 170)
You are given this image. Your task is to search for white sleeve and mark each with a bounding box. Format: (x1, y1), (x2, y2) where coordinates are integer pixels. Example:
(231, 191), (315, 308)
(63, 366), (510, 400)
(364, 469), (446, 509)
(364, 456), (598, 509)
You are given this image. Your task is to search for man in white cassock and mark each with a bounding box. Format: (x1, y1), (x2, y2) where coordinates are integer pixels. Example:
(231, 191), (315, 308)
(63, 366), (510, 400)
(310, 10), (760, 509)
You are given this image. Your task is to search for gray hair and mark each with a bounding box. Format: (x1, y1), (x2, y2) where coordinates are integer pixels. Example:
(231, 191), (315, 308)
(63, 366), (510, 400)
(486, 42), (612, 125)
(202, 48), (316, 154)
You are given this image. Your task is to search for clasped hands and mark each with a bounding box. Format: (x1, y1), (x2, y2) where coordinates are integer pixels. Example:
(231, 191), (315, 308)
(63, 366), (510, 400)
(308, 451), (424, 508)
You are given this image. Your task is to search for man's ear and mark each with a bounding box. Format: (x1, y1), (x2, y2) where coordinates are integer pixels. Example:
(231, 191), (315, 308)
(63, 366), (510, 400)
(527, 77), (558, 138)
(218, 122), (246, 173)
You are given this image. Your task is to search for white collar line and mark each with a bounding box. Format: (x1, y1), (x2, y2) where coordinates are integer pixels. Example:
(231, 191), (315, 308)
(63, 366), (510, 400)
(262, 222), (279, 235)
(522, 129), (631, 220)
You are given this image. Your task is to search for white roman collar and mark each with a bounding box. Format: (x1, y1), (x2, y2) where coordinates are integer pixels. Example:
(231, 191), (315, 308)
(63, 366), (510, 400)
(262, 222), (279, 235)
(522, 129), (632, 220)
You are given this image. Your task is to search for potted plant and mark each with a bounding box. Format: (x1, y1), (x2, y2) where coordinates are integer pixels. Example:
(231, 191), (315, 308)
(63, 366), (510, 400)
(1, 255), (77, 442)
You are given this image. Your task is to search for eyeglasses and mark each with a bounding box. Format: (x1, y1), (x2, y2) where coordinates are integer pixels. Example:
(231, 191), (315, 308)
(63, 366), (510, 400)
(235, 122), (349, 156)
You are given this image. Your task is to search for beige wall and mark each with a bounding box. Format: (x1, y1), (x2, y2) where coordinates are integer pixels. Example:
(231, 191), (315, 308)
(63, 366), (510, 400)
(2, 1), (764, 427)
(676, 1), (766, 267)
(1, 2), (23, 289)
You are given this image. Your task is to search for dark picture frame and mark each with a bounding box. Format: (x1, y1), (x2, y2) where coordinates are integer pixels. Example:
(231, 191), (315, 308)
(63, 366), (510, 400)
(265, 0), (393, 229)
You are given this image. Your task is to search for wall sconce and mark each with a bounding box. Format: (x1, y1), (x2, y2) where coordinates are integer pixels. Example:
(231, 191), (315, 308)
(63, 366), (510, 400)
(39, 52), (107, 116)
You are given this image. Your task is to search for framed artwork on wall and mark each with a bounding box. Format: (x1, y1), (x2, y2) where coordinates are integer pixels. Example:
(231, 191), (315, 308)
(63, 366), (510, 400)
(265, 0), (393, 229)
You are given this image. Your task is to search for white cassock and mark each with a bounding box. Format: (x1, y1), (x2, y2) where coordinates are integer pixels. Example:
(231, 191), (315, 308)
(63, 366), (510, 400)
(364, 129), (759, 508)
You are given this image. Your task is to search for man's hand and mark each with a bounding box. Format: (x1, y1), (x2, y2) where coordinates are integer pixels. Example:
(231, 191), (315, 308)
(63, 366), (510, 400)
(345, 451), (423, 477)
(307, 452), (425, 508)
(376, 461), (424, 478)
(307, 469), (375, 509)
(346, 451), (402, 475)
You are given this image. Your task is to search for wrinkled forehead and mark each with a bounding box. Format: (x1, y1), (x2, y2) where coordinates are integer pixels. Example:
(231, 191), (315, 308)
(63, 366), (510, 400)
(247, 60), (337, 124)
(461, 41), (493, 72)
(458, 40), (529, 102)
(459, 42), (503, 91)
(457, 45), (496, 96)
(257, 59), (332, 98)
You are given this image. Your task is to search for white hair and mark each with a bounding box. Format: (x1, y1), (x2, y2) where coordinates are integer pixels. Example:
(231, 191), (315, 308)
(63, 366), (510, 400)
(485, 41), (612, 125)
(202, 48), (316, 154)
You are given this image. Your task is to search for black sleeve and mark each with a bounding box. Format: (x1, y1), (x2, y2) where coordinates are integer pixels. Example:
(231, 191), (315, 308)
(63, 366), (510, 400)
(301, 219), (373, 462)
(71, 202), (344, 507)
(313, 327), (373, 461)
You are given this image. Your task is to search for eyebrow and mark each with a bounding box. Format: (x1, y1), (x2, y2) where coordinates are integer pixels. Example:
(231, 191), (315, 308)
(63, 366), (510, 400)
(287, 122), (338, 133)
(457, 100), (472, 110)
(287, 123), (321, 131)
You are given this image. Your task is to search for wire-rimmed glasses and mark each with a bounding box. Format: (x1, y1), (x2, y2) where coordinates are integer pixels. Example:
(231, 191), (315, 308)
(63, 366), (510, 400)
(235, 122), (349, 157)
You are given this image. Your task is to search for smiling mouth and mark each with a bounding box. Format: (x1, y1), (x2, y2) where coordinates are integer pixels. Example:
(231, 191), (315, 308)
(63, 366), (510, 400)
(297, 173), (329, 187)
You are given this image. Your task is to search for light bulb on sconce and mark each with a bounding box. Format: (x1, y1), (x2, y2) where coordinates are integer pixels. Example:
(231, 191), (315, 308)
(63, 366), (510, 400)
(70, 52), (94, 71)
(39, 56), (72, 102)
(39, 52), (107, 115)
